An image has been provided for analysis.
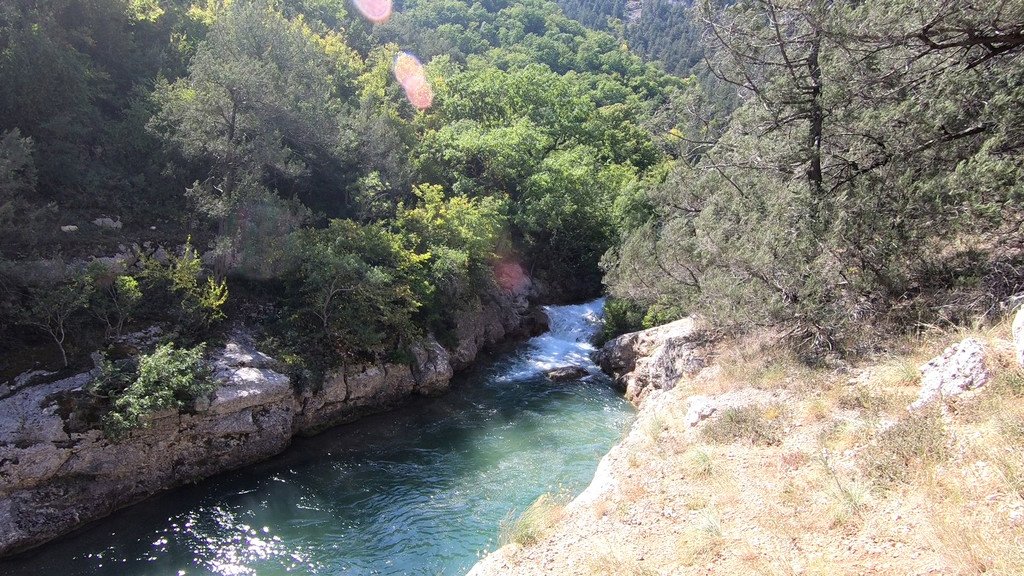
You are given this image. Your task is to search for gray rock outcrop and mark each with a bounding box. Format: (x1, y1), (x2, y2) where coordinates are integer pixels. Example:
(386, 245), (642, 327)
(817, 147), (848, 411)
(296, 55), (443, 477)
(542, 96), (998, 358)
(91, 217), (122, 229)
(0, 357), (298, 558)
(911, 337), (991, 409)
(594, 318), (706, 405)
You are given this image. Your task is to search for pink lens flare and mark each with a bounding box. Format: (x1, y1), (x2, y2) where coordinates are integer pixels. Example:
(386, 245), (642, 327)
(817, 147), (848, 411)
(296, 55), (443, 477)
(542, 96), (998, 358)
(393, 52), (434, 110)
(393, 52), (426, 88)
(493, 259), (530, 294)
(404, 77), (434, 109)
(352, 0), (392, 23)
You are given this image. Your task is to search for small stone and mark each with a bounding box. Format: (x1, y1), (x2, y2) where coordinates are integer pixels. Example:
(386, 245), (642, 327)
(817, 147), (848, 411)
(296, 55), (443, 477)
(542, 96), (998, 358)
(685, 395), (717, 427)
(1010, 509), (1024, 526)
(92, 216), (123, 229)
(1013, 305), (1024, 368)
(60, 225), (79, 233)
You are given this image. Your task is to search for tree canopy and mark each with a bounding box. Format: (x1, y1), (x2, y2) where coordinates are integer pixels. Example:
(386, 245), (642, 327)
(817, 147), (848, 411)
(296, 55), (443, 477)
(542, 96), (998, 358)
(1, 0), (1021, 371)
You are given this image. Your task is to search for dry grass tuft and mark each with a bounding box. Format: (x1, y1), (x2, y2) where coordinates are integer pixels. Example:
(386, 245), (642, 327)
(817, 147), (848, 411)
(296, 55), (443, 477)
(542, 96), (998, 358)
(709, 330), (831, 392)
(928, 491), (1024, 575)
(992, 367), (1024, 397)
(498, 493), (565, 547)
(642, 410), (668, 440)
(802, 395), (833, 422)
(686, 448), (715, 478)
(860, 409), (947, 485)
(676, 514), (724, 567)
(701, 404), (785, 447)
(836, 386), (891, 413)
(587, 554), (659, 576)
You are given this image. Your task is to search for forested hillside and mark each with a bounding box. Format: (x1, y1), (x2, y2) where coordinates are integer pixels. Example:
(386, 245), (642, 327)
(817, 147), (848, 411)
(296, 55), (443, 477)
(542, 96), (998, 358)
(2, 0), (1022, 422)
(558, 0), (706, 77)
(0, 0), (686, 381)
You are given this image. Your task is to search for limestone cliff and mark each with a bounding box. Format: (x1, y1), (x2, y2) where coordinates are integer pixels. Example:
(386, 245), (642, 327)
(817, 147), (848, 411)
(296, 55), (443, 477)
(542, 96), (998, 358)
(0, 273), (546, 557)
(593, 318), (706, 405)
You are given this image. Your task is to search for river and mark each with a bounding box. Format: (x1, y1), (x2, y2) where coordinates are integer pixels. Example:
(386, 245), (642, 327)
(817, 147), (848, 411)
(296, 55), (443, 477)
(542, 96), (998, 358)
(0, 299), (634, 576)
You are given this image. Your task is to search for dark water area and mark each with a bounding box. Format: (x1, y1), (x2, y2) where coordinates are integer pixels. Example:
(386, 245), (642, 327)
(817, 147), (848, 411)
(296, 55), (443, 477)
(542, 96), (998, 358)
(1, 300), (634, 576)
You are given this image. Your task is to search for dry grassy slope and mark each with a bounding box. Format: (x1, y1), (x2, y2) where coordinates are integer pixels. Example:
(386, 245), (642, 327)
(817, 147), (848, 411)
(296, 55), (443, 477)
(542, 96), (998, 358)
(468, 319), (1024, 576)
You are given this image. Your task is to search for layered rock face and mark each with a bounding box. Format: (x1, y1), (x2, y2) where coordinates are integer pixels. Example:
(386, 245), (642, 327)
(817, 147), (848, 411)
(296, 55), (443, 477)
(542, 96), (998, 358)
(593, 318), (706, 405)
(0, 353), (298, 558)
(0, 275), (545, 557)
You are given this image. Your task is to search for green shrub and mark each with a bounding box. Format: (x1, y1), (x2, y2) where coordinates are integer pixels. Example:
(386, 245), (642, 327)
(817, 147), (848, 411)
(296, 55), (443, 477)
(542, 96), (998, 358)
(87, 262), (142, 338)
(395, 184), (506, 334)
(293, 220), (429, 364)
(598, 297), (646, 344)
(101, 342), (213, 440)
(642, 300), (687, 329)
(139, 238), (228, 336)
(12, 270), (93, 367)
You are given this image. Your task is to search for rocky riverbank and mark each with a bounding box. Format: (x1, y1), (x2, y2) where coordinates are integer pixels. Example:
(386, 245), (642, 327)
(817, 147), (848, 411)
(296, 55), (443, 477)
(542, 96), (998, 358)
(469, 310), (1024, 576)
(0, 276), (547, 558)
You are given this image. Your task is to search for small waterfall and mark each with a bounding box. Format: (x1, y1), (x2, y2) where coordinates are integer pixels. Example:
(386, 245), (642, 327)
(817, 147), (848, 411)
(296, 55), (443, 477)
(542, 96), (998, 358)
(501, 298), (606, 380)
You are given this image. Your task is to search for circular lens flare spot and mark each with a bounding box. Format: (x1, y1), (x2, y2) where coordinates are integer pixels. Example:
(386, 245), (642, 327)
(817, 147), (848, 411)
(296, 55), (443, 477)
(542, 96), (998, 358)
(404, 78), (434, 110)
(352, 0), (392, 23)
(393, 52), (434, 110)
(393, 52), (425, 87)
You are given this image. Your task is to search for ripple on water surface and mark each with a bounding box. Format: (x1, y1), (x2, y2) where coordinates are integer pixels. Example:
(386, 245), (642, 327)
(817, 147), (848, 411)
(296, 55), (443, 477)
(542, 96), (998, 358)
(1, 299), (634, 576)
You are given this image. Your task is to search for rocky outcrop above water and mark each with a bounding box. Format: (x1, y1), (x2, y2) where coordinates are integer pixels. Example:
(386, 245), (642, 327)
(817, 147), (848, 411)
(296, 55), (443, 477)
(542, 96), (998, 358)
(594, 318), (707, 405)
(449, 288), (548, 371)
(0, 272), (546, 558)
(0, 349), (299, 559)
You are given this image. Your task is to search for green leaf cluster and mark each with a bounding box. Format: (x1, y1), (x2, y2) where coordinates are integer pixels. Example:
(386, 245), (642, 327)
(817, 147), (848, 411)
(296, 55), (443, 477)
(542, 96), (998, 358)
(293, 220), (430, 363)
(98, 342), (213, 440)
(140, 238), (228, 336)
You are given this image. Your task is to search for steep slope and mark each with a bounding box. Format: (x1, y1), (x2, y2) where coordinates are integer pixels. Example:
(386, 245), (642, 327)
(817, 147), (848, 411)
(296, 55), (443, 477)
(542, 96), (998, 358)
(470, 314), (1024, 575)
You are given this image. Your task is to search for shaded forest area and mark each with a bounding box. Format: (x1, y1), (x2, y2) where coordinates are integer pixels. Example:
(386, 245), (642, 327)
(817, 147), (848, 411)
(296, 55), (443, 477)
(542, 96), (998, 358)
(0, 0), (687, 408)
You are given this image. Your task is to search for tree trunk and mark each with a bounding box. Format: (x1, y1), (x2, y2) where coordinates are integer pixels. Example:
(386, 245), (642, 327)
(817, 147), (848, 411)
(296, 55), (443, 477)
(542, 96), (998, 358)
(806, 29), (824, 206)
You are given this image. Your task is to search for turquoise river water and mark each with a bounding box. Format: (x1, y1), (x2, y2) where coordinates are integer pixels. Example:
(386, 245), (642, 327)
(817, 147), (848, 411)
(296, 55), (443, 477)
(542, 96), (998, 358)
(0, 299), (635, 576)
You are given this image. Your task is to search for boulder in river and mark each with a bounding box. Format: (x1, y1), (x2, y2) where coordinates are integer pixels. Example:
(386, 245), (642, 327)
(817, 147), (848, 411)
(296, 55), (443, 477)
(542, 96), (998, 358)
(546, 365), (589, 381)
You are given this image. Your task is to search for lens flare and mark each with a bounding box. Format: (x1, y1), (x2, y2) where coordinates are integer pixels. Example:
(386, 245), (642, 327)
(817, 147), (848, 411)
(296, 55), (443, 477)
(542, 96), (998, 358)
(404, 77), (434, 109)
(494, 259), (530, 294)
(352, 0), (392, 23)
(393, 52), (434, 110)
(393, 52), (423, 86)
